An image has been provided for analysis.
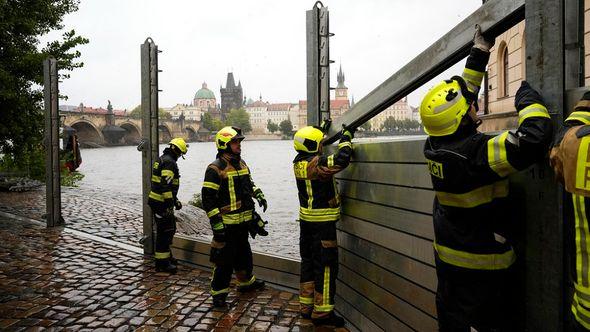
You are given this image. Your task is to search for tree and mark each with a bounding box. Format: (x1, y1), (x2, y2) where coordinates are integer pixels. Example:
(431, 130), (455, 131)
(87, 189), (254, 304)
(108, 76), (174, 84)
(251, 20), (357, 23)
(266, 119), (279, 134)
(202, 112), (216, 131)
(225, 108), (251, 133)
(0, 0), (88, 178)
(129, 105), (170, 119)
(279, 119), (293, 137)
(381, 116), (398, 132)
(359, 121), (371, 132)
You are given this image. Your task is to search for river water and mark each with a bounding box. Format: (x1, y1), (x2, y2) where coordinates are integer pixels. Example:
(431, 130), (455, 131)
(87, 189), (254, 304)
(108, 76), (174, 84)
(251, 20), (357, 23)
(78, 140), (302, 256)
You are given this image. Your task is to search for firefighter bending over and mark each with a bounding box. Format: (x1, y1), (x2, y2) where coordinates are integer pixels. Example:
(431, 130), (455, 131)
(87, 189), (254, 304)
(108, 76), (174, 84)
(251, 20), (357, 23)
(419, 26), (553, 331)
(293, 124), (353, 328)
(202, 126), (266, 307)
(147, 138), (188, 274)
(550, 92), (590, 331)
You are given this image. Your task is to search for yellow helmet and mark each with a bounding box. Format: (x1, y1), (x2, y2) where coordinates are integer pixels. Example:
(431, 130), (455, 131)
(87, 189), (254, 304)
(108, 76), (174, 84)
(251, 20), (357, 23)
(169, 137), (188, 154)
(215, 126), (245, 150)
(419, 76), (474, 136)
(294, 126), (324, 153)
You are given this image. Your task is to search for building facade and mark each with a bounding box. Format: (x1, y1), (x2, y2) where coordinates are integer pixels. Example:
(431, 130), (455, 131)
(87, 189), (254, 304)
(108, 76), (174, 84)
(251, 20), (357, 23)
(245, 97), (269, 134)
(369, 97), (414, 131)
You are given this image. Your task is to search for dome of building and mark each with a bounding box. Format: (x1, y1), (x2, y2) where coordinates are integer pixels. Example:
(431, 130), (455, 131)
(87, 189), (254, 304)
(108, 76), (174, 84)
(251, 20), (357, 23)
(194, 82), (215, 100)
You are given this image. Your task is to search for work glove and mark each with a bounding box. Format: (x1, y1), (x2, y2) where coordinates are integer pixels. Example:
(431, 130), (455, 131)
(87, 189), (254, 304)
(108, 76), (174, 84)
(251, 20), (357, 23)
(209, 241), (227, 265)
(213, 229), (226, 243)
(161, 207), (174, 218)
(514, 81), (546, 112)
(473, 24), (494, 52)
(174, 200), (182, 210)
(341, 127), (355, 141)
(321, 118), (332, 133)
(254, 188), (267, 212)
(248, 212), (269, 239)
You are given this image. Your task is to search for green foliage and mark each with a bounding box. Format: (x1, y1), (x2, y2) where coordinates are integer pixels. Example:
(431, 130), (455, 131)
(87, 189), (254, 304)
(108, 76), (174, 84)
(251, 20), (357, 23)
(279, 119), (293, 137)
(188, 192), (203, 209)
(0, 0), (88, 179)
(60, 170), (84, 187)
(266, 119), (279, 133)
(359, 121), (371, 131)
(226, 108), (252, 133)
(202, 112), (224, 131)
(381, 117), (421, 132)
(129, 105), (170, 119)
(0, 145), (46, 180)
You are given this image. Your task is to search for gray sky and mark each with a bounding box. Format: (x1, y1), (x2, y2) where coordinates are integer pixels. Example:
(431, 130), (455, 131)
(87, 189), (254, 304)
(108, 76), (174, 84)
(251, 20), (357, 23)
(44, 0), (482, 110)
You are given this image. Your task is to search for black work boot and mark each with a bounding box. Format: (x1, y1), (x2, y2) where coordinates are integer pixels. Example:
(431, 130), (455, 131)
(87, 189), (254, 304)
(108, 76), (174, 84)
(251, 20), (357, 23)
(155, 259), (177, 274)
(312, 312), (345, 327)
(212, 293), (228, 307)
(237, 279), (265, 292)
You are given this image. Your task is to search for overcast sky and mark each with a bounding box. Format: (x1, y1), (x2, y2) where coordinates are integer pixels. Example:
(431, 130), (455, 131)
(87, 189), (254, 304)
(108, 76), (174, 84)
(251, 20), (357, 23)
(43, 0), (482, 110)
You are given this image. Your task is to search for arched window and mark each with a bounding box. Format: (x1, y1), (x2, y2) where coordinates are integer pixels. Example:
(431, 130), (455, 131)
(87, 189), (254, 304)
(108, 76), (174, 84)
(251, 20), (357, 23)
(497, 42), (509, 98)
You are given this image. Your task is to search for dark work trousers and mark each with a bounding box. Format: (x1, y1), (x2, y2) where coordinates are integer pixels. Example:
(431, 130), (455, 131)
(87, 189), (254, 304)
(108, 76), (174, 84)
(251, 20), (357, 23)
(210, 224), (254, 294)
(154, 211), (176, 258)
(299, 220), (338, 319)
(436, 257), (517, 332)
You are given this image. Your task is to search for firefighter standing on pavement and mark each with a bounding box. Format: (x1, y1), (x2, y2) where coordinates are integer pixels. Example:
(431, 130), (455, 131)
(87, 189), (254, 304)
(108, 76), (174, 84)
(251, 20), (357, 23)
(147, 138), (188, 274)
(419, 26), (553, 331)
(293, 124), (353, 328)
(550, 92), (590, 331)
(202, 126), (266, 307)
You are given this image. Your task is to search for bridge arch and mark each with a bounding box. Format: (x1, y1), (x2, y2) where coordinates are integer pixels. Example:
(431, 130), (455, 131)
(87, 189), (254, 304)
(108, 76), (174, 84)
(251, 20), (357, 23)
(120, 122), (141, 145)
(185, 126), (198, 142)
(158, 124), (172, 143)
(70, 120), (103, 146)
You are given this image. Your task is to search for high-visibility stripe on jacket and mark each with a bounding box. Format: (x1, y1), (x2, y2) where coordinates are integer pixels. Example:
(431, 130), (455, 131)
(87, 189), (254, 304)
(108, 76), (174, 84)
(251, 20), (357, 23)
(425, 47), (553, 271)
(550, 121), (590, 328)
(148, 149), (180, 211)
(293, 135), (353, 222)
(201, 153), (258, 230)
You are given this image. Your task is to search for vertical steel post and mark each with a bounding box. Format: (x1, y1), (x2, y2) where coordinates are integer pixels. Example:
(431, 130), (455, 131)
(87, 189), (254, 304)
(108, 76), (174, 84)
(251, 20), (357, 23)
(318, 6), (331, 123)
(139, 38), (159, 255)
(43, 57), (62, 227)
(523, 0), (565, 330)
(565, 0), (584, 89)
(306, 5), (320, 126)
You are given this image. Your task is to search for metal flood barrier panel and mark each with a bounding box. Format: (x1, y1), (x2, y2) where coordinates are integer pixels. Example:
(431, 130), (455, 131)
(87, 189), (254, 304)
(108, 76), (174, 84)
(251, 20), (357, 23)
(170, 235), (301, 292)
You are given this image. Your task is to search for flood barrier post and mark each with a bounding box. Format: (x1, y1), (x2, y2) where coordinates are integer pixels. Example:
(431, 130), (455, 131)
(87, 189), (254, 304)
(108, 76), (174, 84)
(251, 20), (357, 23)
(43, 57), (62, 227)
(139, 38), (160, 255)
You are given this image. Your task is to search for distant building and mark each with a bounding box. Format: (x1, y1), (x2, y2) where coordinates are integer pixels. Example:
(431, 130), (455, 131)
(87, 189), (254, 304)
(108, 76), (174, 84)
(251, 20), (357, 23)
(166, 104), (201, 121)
(369, 97), (414, 131)
(245, 96), (269, 134)
(165, 82), (221, 121)
(220, 72), (243, 117)
(335, 65), (348, 101)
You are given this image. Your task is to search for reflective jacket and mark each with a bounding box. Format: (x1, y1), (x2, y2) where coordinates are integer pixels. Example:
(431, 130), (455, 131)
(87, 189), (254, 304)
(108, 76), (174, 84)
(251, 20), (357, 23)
(424, 48), (553, 271)
(148, 148), (180, 212)
(202, 152), (259, 231)
(293, 135), (352, 222)
(550, 117), (590, 329)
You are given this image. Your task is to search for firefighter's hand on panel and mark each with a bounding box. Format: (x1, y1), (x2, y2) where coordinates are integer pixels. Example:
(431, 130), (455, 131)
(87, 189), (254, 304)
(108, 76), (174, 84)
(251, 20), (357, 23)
(514, 81), (546, 112)
(341, 127), (355, 141)
(321, 118), (332, 133)
(473, 24), (494, 52)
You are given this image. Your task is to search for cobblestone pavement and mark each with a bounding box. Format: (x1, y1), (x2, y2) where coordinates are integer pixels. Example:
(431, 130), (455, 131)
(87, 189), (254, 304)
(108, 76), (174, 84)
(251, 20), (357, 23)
(0, 187), (298, 258)
(0, 215), (323, 331)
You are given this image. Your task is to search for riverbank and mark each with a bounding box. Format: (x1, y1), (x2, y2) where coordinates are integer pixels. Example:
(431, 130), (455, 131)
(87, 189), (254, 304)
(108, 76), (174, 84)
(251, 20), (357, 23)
(0, 187), (299, 259)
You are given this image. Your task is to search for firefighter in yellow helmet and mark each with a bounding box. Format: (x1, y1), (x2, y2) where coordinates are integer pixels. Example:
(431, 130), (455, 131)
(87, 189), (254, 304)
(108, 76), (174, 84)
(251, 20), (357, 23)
(147, 137), (188, 274)
(550, 91), (590, 331)
(420, 26), (553, 331)
(201, 126), (266, 307)
(293, 123), (353, 328)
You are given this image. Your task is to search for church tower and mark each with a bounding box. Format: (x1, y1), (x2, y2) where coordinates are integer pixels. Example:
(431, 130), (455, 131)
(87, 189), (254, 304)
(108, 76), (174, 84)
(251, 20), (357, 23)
(335, 64), (348, 101)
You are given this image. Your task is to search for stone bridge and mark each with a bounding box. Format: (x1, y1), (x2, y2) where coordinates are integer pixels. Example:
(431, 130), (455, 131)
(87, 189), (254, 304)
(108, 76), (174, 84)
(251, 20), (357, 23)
(61, 111), (202, 147)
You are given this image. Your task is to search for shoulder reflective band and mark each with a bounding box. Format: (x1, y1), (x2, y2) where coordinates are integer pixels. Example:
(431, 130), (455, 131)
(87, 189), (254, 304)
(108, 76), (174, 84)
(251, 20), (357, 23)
(576, 137), (590, 191)
(327, 155), (334, 167)
(154, 251), (171, 259)
(237, 275), (256, 287)
(222, 210), (253, 224)
(487, 131), (517, 177)
(573, 294), (590, 329)
(299, 207), (340, 222)
(203, 181), (220, 190)
(462, 68), (484, 93)
(434, 242), (516, 270)
(207, 208), (220, 218)
(567, 111), (590, 125)
(435, 179), (509, 208)
(518, 103), (550, 125)
(573, 194), (590, 288)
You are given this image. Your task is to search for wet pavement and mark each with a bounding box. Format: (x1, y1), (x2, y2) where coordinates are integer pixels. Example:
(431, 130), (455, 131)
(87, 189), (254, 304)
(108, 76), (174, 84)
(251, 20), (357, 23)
(0, 187), (298, 258)
(0, 215), (318, 331)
